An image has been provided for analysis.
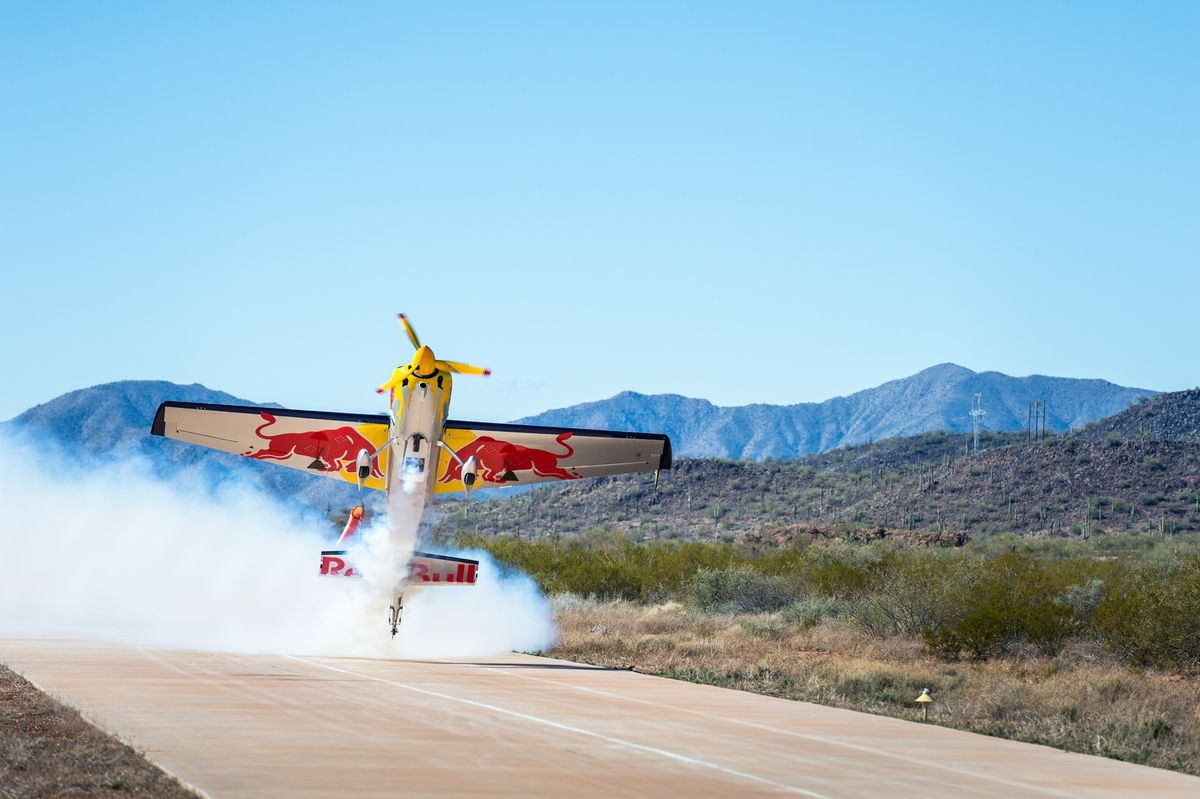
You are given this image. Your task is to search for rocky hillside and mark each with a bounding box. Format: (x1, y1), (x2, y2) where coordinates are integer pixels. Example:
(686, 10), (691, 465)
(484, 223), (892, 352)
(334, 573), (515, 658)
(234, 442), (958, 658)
(1080, 388), (1200, 443)
(434, 439), (1200, 542)
(435, 393), (1200, 542)
(517, 364), (1153, 459)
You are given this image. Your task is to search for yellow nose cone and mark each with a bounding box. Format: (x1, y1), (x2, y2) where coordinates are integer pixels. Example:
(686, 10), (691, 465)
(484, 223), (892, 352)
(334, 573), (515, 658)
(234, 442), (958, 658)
(414, 345), (437, 375)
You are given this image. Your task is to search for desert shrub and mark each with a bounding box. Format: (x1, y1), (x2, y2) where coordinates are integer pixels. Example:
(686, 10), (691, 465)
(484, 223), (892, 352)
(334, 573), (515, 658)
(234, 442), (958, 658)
(685, 566), (797, 613)
(807, 558), (871, 596)
(844, 551), (957, 637)
(463, 533), (820, 602)
(781, 596), (844, 627)
(467, 531), (1200, 672)
(921, 552), (1077, 659)
(465, 535), (746, 600)
(1060, 578), (1105, 624)
(1094, 557), (1200, 671)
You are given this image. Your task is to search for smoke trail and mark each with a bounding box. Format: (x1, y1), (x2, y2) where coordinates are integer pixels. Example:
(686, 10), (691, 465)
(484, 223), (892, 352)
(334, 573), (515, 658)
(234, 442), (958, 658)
(0, 435), (556, 657)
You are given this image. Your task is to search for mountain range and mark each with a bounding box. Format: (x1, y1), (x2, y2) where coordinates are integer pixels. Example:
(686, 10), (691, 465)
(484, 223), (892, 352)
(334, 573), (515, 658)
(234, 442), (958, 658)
(518, 363), (1154, 459)
(1, 365), (1155, 510)
(1, 381), (366, 514)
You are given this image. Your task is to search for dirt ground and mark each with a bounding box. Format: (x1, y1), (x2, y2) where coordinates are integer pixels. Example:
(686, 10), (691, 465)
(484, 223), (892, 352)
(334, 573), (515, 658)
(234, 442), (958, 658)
(0, 663), (196, 799)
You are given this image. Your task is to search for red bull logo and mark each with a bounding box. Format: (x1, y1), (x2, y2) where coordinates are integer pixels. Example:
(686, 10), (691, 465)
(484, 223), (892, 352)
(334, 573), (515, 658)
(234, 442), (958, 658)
(408, 559), (478, 584)
(319, 551), (360, 578)
(244, 412), (383, 478)
(319, 550), (480, 584)
(440, 431), (579, 484)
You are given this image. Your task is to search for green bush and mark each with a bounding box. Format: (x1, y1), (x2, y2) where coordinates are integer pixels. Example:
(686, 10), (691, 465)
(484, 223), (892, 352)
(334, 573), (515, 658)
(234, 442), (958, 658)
(455, 530), (1200, 673)
(685, 566), (797, 613)
(921, 552), (1077, 659)
(1094, 557), (1200, 672)
(458, 532), (817, 602)
(844, 551), (957, 637)
(1060, 578), (1105, 623)
(782, 596), (844, 627)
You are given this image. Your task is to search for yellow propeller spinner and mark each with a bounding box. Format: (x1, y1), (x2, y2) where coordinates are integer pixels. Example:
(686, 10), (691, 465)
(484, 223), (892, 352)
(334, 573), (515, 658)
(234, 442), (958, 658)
(376, 314), (491, 394)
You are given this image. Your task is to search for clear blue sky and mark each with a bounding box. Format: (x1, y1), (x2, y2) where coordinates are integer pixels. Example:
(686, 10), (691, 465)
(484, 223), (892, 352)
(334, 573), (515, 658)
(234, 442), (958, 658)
(2, 2), (1196, 422)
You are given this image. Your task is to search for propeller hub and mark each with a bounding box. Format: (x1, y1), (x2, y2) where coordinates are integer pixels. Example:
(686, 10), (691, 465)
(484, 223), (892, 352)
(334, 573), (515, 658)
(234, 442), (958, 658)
(413, 345), (438, 376)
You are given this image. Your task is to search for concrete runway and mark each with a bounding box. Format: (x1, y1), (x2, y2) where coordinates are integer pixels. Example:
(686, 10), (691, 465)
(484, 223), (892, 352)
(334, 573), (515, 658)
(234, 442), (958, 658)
(3, 639), (1197, 798)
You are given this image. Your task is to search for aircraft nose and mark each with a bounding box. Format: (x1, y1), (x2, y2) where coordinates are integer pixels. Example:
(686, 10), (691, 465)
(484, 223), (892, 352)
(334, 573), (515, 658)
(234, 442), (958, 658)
(415, 346), (437, 374)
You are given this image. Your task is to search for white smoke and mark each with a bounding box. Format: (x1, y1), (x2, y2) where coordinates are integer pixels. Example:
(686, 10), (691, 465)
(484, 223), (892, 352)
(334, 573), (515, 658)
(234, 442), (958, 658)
(0, 436), (556, 658)
(401, 463), (426, 495)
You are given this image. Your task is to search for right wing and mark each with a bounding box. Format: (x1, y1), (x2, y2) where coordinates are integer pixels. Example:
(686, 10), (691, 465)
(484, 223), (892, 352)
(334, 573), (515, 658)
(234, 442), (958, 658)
(151, 401), (391, 491)
(435, 420), (672, 493)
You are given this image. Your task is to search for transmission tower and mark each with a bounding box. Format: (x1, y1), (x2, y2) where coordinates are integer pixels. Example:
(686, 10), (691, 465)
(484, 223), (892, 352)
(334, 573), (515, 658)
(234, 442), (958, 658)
(970, 393), (986, 454)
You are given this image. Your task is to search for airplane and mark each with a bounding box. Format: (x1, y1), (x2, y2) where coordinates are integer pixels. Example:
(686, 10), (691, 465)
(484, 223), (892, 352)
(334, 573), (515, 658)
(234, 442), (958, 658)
(150, 314), (672, 636)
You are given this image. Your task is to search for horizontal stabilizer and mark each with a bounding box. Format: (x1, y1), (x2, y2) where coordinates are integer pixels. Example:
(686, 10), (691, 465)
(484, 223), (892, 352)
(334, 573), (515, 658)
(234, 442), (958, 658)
(320, 550), (361, 578)
(319, 550), (479, 586)
(409, 551), (479, 585)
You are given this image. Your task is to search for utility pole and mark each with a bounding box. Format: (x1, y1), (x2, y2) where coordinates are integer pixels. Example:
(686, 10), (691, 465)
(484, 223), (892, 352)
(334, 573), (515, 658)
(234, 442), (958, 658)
(1028, 399), (1048, 440)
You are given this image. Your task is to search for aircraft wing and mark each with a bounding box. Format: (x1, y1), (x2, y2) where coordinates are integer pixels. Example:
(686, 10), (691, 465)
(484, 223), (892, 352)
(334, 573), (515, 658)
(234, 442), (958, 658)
(435, 420), (672, 493)
(151, 401), (391, 491)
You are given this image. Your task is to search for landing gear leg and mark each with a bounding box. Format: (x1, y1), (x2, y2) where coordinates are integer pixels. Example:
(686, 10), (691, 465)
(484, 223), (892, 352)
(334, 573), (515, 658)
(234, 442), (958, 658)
(388, 593), (404, 638)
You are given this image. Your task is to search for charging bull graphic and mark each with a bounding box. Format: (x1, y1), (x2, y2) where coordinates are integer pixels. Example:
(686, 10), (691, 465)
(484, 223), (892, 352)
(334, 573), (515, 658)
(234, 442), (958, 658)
(441, 431), (580, 484)
(244, 412), (383, 477)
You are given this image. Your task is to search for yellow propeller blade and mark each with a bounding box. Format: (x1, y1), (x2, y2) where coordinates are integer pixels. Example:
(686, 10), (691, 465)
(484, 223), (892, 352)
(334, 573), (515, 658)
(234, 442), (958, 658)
(376, 367), (405, 394)
(437, 359), (491, 377)
(397, 313), (421, 350)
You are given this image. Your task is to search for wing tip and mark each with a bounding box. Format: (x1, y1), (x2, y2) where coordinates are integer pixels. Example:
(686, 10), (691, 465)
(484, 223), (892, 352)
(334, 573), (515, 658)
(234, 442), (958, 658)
(150, 402), (167, 437)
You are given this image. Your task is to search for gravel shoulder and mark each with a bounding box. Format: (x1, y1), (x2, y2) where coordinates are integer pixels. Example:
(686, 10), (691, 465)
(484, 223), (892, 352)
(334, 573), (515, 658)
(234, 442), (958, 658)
(0, 662), (197, 799)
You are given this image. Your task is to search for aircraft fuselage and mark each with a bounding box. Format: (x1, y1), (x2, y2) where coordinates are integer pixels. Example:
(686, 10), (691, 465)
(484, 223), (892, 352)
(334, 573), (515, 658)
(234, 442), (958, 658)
(381, 346), (454, 548)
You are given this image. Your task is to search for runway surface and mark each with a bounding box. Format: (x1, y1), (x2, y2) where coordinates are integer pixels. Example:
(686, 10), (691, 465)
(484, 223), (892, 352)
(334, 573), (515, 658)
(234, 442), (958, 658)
(3, 639), (1197, 798)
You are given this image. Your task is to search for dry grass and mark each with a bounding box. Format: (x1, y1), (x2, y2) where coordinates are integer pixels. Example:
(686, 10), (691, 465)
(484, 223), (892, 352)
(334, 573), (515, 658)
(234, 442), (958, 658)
(0, 663), (197, 799)
(549, 596), (1200, 775)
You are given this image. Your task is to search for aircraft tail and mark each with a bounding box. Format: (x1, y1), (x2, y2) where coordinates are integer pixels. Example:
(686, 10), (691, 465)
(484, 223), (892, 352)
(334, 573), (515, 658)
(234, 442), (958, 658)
(319, 550), (479, 585)
(320, 504), (478, 584)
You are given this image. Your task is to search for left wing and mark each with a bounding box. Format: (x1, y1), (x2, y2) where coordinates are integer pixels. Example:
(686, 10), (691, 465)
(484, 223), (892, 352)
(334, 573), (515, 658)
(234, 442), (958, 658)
(435, 420), (672, 493)
(151, 401), (391, 490)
